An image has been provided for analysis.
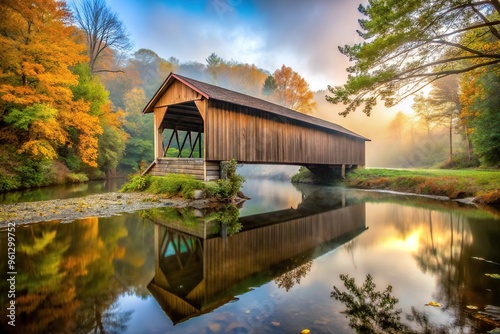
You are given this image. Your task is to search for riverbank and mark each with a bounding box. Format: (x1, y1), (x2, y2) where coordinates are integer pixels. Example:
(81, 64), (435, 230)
(0, 192), (244, 227)
(292, 167), (500, 207)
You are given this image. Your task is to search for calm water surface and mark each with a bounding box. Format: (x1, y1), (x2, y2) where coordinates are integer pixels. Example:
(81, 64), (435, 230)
(0, 178), (126, 204)
(1, 179), (499, 334)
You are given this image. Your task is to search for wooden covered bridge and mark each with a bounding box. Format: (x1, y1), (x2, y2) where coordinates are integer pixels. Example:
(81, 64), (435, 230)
(143, 73), (369, 180)
(147, 191), (367, 324)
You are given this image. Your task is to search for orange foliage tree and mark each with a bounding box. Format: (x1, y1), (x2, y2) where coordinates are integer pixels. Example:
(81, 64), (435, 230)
(0, 0), (88, 163)
(271, 65), (316, 114)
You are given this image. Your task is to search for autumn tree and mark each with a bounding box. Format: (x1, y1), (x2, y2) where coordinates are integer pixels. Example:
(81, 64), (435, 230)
(71, 0), (132, 73)
(458, 71), (483, 163)
(460, 69), (500, 166)
(129, 49), (177, 98)
(271, 65), (316, 114)
(0, 0), (88, 190)
(215, 62), (268, 97)
(327, 0), (500, 116)
(386, 111), (409, 142)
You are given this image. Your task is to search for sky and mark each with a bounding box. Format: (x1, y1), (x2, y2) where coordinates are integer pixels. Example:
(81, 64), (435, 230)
(96, 0), (417, 167)
(104, 0), (365, 91)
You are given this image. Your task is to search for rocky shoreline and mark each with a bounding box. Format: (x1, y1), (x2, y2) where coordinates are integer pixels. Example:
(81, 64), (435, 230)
(0, 192), (234, 227)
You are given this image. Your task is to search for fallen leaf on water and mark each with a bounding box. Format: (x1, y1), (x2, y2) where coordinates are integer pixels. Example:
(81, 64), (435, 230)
(301, 330), (311, 334)
(472, 257), (500, 266)
(485, 273), (500, 279)
(271, 321), (280, 327)
(467, 305), (479, 310)
(425, 301), (441, 307)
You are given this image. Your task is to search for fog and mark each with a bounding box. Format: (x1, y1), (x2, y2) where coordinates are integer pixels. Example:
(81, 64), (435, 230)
(312, 91), (459, 168)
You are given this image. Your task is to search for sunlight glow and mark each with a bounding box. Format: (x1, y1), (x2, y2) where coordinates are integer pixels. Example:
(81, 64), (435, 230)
(382, 230), (421, 252)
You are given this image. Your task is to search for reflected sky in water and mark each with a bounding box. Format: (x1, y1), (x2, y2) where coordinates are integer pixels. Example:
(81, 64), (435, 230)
(1, 180), (499, 334)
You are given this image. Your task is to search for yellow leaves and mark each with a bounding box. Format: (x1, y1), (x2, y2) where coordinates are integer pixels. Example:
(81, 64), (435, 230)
(32, 119), (67, 144)
(18, 140), (58, 160)
(272, 65), (317, 114)
(0, 0), (87, 110)
(59, 100), (103, 168)
(425, 301), (441, 307)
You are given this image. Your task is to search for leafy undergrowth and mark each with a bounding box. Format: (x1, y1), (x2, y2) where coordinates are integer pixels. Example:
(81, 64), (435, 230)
(344, 168), (500, 205)
(120, 160), (245, 200)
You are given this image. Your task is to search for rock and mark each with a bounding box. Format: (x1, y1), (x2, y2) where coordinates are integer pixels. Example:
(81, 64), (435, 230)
(194, 189), (204, 200)
(193, 209), (204, 218)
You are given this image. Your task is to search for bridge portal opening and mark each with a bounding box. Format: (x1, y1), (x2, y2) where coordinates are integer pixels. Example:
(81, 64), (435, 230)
(160, 101), (204, 158)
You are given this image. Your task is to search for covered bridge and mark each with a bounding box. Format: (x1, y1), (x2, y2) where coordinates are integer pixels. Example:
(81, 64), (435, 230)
(142, 73), (369, 180)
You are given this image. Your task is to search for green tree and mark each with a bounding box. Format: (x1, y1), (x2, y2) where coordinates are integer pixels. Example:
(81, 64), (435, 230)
(206, 52), (223, 82)
(327, 0), (500, 116)
(469, 71), (500, 166)
(119, 87), (153, 172)
(0, 0), (90, 189)
(262, 75), (277, 96)
(332, 274), (408, 334)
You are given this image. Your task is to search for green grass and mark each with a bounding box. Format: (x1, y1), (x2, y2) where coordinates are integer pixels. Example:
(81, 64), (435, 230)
(344, 168), (500, 201)
(120, 174), (204, 199)
(120, 161), (245, 200)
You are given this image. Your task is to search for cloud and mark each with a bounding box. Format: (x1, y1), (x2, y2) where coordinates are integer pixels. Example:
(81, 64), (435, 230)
(106, 0), (365, 90)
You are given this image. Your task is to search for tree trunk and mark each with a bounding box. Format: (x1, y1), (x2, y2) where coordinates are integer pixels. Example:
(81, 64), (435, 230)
(465, 125), (471, 164)
(449, 115), (453, 162)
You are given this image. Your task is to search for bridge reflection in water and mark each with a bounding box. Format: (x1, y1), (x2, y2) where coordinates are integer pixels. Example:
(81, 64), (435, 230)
(146, 188), (367, 324)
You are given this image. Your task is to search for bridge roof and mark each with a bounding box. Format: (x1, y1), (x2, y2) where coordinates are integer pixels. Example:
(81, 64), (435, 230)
(144, 72), (369, 141)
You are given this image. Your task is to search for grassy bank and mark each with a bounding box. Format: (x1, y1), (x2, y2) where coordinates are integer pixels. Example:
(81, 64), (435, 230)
(343, 168), (500, 206)
(292, 167), (500, 206)
(120, 160), (245, 200)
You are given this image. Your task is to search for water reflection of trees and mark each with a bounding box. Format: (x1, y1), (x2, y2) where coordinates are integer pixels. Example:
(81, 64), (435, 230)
(412, 211), (500, 331)
(331, 274), (448, 334)
(384, 204), (500, 331)
(274, 260), (313, 292)
(0, 214), (155, 333)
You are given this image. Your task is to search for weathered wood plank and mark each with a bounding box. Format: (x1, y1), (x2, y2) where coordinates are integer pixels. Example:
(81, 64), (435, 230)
(205, 100), (365, 165)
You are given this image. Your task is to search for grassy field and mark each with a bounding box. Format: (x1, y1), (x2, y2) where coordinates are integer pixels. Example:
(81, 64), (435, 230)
(343, 168), (500, 205)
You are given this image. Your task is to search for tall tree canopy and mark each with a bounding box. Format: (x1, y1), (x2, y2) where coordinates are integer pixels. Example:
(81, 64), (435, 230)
(327, 0), (500, 116)
(272, 65), (316, 114)
(72, 0), (132, 73)
(0, 0), (87, 162)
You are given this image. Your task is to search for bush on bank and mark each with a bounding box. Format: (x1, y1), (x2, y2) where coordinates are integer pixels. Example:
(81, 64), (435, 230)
(291, 167), (500, 206)
(120, 159), (245, 200)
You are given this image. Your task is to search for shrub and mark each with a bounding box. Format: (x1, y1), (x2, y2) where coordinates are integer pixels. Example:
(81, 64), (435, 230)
(120, 175), (151, 192)
(220, 159), (245, 197)
(0, 173), (21, 192)
(144, 174), (203, 199)
(65, 173), (89, 183)
(179, 177), (204, 198)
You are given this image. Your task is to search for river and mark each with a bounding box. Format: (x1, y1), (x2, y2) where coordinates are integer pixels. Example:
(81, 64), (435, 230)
(1, 179), (499, 333)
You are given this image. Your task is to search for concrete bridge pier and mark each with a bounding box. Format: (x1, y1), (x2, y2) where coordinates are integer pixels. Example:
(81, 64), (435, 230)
(306, 164), (360, 179)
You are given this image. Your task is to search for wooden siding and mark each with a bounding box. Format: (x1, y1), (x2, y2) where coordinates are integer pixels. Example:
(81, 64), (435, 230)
(153, 80), (203, 108)
(205, 100), (365, 165)
(205, 161), (220, 181)
(148, 203), (366, 323)
(203, 203), (366, 298)
(147, 158), (205, 180)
